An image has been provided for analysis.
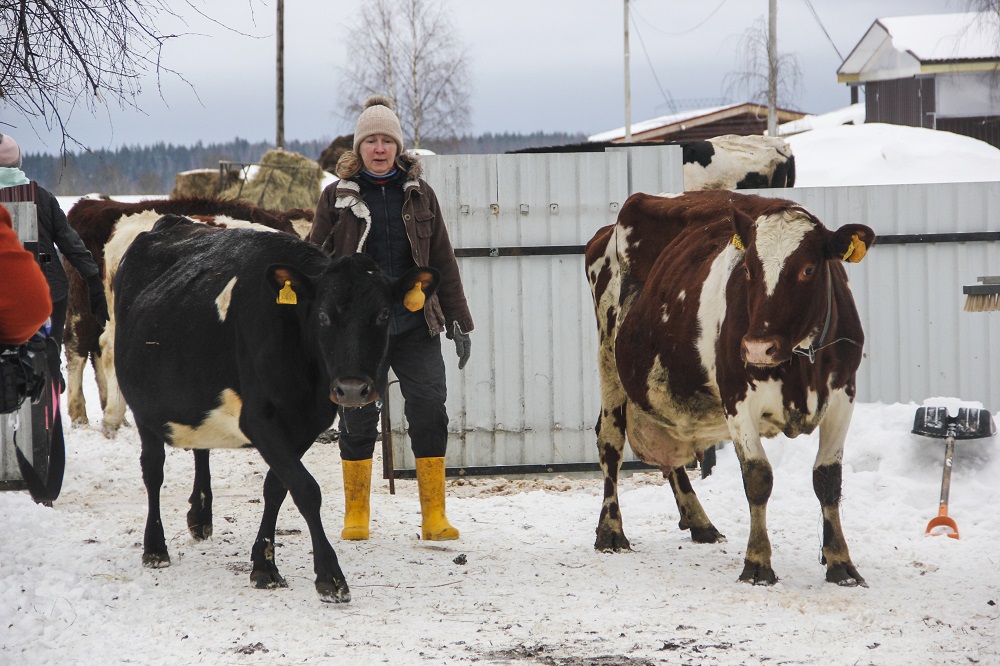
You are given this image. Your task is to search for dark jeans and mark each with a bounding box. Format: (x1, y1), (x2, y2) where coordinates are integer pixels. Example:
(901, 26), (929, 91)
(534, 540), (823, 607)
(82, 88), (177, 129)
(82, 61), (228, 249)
(338, 327), (448, 461)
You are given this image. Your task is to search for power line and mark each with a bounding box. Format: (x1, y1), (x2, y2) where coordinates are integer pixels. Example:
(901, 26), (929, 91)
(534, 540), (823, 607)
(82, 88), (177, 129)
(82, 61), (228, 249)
(630, 0), (729, 37)
(629, 11), (677, 115)
(802, 0), (844, 61)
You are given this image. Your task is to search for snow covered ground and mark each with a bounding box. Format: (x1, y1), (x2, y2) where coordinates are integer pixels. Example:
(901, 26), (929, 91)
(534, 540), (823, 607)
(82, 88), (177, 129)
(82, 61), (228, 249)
(2, 372), (999, 665)
(5, 125), (1000, 665)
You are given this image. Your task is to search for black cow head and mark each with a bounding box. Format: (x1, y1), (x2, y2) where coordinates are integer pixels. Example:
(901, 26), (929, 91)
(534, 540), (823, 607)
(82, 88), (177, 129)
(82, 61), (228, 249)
(732, 207), (874, 367)
(266, 254), (440, 405)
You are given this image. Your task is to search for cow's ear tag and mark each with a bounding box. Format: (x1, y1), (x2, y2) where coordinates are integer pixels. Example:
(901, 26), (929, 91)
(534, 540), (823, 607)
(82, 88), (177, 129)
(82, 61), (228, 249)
(843, 234), (867, 263)
(277, 280), (298, 305)
(731, 234), (745, 251)
(403, 282), (425, 312)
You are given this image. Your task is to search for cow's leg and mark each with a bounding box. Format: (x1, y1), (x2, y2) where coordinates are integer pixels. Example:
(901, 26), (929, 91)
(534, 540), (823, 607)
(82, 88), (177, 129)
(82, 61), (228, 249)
(814, 391), (866, 587)
(65, 348), (89, 426)
(250, 469), (288, 589)
(187, 449), (213, 540)
(728, 412), (776, 585)
(665, 465), (724, 543)
(138, 423), (170, 568)
(595, 399), (630, 551)
(98, 323), (128, 435)
(255, 446), (350, 603)
(92, 352), (108, 413)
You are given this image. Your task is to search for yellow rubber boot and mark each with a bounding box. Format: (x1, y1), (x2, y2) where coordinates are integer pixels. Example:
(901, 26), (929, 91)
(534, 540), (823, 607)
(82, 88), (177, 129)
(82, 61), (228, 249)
(341, 458), (372, 540)
(415, 456), (459, 540)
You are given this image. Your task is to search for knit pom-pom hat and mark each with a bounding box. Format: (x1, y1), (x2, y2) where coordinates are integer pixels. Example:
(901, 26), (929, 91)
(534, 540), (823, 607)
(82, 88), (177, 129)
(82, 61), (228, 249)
(0, 134), (22, 169)
(353, 94), (404, 155)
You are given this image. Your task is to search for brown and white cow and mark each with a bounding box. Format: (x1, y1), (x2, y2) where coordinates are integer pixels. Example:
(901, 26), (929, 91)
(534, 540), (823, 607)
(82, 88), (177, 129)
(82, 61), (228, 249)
(63, 197), (308, 434)
(585, 189), (874, 586)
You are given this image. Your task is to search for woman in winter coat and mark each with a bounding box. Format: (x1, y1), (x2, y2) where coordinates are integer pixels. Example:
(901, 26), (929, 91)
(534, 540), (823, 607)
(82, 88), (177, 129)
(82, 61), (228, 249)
(308, 95), (474, 541)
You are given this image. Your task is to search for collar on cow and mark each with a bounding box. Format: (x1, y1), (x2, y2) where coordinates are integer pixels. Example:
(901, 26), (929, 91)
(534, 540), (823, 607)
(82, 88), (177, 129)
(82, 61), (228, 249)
(792, 263), (862, 364)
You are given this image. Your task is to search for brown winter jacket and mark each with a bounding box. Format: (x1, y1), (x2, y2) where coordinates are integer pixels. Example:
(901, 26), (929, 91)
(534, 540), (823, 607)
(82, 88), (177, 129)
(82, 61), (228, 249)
(309, 153), (474, 337)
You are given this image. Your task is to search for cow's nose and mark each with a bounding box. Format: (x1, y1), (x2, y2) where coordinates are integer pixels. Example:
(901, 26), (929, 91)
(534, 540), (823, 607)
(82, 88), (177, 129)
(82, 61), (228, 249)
(331, 378), (377, 406)
(741, 336), (785, 367)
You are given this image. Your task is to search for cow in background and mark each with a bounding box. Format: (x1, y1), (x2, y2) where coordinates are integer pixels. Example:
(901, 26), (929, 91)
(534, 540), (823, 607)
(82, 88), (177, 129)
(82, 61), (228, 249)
(63, 197), (308, 435)
(510, 134), (795, 191)
(113, 214), (439, 602)
(681, 134), (794, 190)
(585, 189), (873, 586)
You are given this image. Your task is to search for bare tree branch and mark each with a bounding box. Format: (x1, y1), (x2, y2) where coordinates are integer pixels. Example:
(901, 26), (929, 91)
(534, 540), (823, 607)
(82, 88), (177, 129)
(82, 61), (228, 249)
(0, 1), (262, 155)
(723, 15), (802, 113)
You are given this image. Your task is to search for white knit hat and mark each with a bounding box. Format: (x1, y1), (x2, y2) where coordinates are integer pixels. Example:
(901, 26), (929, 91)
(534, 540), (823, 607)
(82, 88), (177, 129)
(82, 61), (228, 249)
(0, 133), (22, 169)
(353, 95), (404, 155)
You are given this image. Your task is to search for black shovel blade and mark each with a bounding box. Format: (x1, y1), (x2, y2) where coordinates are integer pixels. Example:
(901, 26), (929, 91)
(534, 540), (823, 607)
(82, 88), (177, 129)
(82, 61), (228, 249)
(912, 406), (997, 440)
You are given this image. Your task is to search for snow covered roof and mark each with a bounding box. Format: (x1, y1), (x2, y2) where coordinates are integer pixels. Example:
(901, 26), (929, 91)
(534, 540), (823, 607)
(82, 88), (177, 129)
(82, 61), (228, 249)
(839, 12), (1000, 83)
(778, 103), (865, 136)
(589, 103), (805, 143)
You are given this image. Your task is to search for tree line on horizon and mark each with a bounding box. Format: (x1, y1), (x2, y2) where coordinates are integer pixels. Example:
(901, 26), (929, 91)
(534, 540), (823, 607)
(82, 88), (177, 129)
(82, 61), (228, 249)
(22, 131), (588, 196)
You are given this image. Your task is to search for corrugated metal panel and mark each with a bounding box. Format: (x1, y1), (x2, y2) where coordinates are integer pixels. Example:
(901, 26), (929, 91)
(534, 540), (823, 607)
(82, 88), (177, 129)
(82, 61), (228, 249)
(388, 148), (683, 470)
(391, 156), (1000, 471)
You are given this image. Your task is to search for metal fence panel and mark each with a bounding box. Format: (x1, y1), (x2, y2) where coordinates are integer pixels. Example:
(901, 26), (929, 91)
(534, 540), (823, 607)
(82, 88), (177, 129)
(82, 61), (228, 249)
(389, 152), (1000, 472)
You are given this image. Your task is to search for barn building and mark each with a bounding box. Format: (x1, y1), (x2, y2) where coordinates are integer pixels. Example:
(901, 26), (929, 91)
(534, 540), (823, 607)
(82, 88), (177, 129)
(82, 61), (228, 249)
(838, 12), (1000, 148)
(588, 102), (806, 143)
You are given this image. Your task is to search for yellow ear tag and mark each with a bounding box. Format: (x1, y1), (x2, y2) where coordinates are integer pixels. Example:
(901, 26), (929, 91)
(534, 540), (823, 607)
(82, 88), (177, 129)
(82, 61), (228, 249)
(731, 234), (745, 251)
(843, 234), (867, 263)
(403, 281), (425, 312)
(277, 280), (298, 305)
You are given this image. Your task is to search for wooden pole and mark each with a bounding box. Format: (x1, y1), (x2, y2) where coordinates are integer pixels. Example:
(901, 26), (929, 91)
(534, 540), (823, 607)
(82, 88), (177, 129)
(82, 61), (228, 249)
(276, 0), (285, 149)
(624, 0), (632, 142)
(767, 0), (778, 136)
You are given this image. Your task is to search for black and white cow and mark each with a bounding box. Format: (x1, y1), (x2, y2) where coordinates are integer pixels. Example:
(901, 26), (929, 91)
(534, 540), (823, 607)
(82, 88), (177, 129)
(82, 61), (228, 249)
(113, 215), (439, 603)
(585, 190), (873, 586)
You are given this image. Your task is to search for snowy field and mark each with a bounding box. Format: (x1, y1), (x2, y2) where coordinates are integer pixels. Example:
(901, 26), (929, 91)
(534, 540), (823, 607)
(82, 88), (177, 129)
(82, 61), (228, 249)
(2, 368), (999, 665)
(3, 123), (1000, 665)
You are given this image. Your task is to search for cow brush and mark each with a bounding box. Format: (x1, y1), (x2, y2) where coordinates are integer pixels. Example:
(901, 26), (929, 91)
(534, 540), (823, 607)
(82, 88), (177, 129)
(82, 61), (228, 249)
(963, 276), (1000, 312)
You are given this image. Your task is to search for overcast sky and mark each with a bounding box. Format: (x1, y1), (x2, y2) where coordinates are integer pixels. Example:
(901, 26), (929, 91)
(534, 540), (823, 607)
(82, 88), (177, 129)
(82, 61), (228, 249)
(2, 0), (963, 155)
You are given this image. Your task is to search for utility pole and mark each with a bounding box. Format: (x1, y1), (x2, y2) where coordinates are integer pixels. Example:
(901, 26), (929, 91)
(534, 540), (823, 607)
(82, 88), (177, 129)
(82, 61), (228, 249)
(767, 0), (777, 136)
(624, 0), (632, 142)
(276, 0), (285, 149)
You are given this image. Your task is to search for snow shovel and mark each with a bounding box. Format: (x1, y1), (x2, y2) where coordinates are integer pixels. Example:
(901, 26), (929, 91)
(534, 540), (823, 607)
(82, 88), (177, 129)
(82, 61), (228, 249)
(911, 406), (997, 539)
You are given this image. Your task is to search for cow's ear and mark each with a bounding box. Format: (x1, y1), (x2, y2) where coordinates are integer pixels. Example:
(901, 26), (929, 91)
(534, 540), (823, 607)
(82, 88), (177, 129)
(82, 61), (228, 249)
(393, 266), (441, 311)
(731, 207), (755, 251)
(266, 264), (313, 305)
(827, 224), (876, 263)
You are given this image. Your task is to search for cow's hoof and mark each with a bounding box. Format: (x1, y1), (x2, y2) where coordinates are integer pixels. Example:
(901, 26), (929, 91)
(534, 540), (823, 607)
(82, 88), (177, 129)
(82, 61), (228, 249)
(70, 417), (89, 428)
(187, 522), (213, 540)
(738, 561), (777, 585)
(690, 525), (726, 544)
(827, 564), (867, 588)
(250, 567), (288, 589)
(142, 552), (170, 568)
(317, 579), (351, 604)
(595, 530), (631, 552)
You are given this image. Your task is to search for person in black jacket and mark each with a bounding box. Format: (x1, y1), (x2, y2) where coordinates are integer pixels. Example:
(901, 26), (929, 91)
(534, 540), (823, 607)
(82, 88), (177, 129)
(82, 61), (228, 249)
(0, 134), (108, 350)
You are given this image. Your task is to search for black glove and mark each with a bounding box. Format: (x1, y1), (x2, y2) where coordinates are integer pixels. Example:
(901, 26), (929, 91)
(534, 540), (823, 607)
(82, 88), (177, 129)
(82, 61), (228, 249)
(452, 321), (471, 370)
(86, 275), (110, 329)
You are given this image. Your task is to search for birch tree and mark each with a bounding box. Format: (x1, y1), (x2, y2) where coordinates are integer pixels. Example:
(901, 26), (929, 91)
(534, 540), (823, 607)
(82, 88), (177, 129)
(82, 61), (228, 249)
(338, 0), (471, 149)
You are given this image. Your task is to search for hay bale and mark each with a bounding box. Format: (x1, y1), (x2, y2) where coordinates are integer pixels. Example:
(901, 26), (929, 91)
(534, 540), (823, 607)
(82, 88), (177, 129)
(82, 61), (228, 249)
(220, 149), (323, 211)
(318, 134), (354, 173)
(171, 168), (239, 199)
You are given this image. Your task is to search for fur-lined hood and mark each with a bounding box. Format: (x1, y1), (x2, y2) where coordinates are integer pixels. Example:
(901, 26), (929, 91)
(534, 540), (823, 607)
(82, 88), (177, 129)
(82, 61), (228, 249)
(332, 151), (424, 253)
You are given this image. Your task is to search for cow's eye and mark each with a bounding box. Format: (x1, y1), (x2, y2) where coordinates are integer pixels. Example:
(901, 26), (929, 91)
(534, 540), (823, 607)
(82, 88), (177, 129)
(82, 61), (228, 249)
(318, 311), (331, 326)
(799, 264), (816, 280)
(377, 308), (390, 324)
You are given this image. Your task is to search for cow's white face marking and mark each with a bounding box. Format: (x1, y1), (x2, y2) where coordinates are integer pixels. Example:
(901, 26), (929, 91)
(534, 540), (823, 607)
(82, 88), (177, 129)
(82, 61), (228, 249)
(753, 210), (812, 296)
(215, 277), (238, 322)
(696, 244), (742, 383)
(166, 389), (250, 449)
